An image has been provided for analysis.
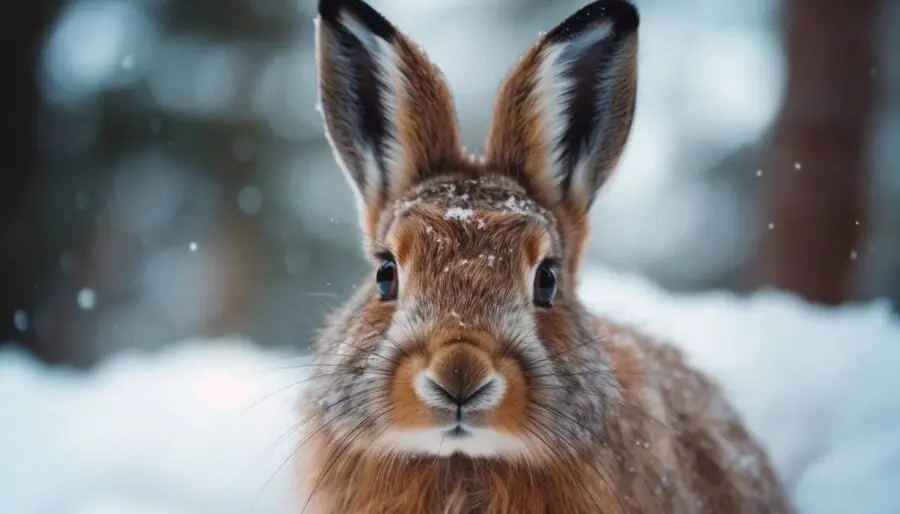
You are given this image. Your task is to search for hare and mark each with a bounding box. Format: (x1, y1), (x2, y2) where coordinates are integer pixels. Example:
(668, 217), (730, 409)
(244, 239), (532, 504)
(297, 0), (793, 512)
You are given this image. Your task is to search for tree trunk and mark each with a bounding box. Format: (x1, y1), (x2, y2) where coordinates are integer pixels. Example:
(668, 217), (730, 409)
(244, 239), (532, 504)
(754, 0), (883, 304)
(0, 1), (61, 355)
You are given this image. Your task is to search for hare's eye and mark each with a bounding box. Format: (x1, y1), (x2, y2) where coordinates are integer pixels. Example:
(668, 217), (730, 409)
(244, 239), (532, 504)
(533, 260), (557, 308)
(375, 258), (398, 301)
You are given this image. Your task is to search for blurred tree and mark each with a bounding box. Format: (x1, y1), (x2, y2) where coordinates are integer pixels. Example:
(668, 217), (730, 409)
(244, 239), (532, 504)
(32, 0), (284, 366)
(0, 1), (61, 357)
(755, 0), (884, 304)
(8, 0), (552, 366)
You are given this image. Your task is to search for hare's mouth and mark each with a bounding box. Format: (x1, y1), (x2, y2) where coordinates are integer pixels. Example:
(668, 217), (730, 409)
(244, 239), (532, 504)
(444, 425), (470, 438)
(377, 426), (527, 458)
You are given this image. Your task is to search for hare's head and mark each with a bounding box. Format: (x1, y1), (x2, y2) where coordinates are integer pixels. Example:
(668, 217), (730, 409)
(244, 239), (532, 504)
(311, 0), (638, 462)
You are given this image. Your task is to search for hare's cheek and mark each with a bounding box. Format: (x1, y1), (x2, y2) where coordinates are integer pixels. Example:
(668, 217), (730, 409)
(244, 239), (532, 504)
(390, 354), (432, 430)
(362, 299), (400, 327)
(487, 357), (529, 435)
(533, 308), (578, 356)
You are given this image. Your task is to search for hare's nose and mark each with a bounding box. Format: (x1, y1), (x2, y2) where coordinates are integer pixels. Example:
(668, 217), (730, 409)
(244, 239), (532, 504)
(415, 343), (504, 413)
(421, 375), (502, 413)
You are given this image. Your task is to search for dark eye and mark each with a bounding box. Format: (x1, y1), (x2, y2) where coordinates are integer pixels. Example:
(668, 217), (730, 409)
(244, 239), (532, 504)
(533, 260), (557, 308)
(375, 258), (398, 301)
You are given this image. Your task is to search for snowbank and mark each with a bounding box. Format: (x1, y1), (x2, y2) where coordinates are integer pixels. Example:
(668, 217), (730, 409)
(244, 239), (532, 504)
(0, 340), (303, 514)
(580, 269), (900, 514)
(1, 267), (899, 513)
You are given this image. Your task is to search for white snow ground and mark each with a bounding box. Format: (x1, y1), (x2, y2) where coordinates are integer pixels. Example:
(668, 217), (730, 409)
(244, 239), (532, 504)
(1, 267), (899, 514)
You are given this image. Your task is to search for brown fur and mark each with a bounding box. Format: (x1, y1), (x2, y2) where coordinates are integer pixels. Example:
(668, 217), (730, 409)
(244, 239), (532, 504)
(302, 1), (793, 512)
(295, 175), (793, 513)
(298, 314), (790, 514)
(316, 6), (465, 239)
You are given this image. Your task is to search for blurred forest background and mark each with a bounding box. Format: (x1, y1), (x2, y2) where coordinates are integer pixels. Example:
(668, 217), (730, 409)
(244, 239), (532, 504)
(2, 0), (897, 367)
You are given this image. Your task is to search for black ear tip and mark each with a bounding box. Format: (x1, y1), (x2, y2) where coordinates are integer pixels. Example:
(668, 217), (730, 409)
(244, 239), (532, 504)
(603, 0), (640, 32)
(547, 0), (639, 43)
(317, 0), (348, 22)
(577, 0), (640, 30)
(317, 0), (396, 40)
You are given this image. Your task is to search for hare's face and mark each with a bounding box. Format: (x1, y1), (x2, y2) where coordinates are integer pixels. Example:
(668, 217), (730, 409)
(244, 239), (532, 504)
(365, 175), (569, 458)
(311, 0), (638, 461)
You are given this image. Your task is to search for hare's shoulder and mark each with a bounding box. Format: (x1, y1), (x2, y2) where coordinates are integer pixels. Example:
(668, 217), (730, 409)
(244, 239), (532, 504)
(590, 315), (794, 514)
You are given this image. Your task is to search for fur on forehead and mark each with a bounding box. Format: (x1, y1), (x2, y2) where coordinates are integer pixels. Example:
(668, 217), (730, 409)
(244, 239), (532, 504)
(393, 175), (553, 227)
(379, 175), (560, 262)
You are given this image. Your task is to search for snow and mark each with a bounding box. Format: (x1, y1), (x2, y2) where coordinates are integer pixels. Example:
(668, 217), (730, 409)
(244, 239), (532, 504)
(443, 207), (474, 221)
(2, 268), (899, 513)
(237, 186), (263, 215)
(12, 310), (29, 332)
(0, 340), (304, 514)
(579, 268), (900, 514)
(77, 287), (98, 311)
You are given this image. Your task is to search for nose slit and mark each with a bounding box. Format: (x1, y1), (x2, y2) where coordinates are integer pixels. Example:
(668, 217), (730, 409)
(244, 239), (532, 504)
(464, 379), (497, 406)
(423, 376), (500, 412)
(426, 377), (461, 405)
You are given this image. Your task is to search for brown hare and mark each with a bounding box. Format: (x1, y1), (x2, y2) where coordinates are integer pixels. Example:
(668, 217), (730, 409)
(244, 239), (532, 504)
(297, 0), (793, 512)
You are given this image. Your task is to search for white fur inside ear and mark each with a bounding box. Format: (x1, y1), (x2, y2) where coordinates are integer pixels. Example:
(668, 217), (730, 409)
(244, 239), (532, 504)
(314, 14), (369, 209)
(339, 12), (405, 200)
(314, 10), (407, 210)
(536, 21), (614, 188)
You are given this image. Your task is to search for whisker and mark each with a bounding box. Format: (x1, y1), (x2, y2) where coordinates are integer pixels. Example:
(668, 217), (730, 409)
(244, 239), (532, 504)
(300, 408), (393, 513)
(531, 385), (673, 433)
(523, 417), (606, 512)
(519, 332), (613, 374)
(301, 292), (344, 298)
(247, 392), (387, 512)
(357, 311), (411, 361)
(246, 382), (388, 476)
(527, 410), (623, 513)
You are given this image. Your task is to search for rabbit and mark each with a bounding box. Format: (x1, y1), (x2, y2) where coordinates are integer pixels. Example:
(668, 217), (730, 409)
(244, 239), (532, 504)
(296, 0), (794, 512)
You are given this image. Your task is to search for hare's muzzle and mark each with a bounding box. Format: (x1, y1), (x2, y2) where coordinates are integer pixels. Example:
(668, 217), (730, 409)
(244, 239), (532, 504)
(414, 344), (506, 423)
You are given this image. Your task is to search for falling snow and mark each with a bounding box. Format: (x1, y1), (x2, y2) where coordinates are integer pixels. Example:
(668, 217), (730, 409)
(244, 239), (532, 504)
(189, 242), (198, 251)
(76, 288), (97, 310)
(12, 310), (28, 332)
(237, 186), (263, 214)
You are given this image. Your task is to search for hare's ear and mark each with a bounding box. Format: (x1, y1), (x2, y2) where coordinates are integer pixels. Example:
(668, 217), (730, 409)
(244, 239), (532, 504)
(485, 0), (638, 213)
(315, 0), (462, 218)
